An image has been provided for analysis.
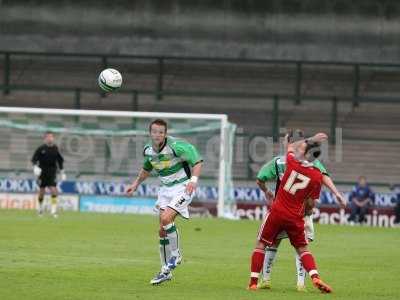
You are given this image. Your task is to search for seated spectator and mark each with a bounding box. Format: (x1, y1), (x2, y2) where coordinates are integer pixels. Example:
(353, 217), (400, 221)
(348, 176), (374, 225)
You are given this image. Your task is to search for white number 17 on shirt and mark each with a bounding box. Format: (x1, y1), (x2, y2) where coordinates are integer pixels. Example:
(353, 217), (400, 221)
(283, 170), (311, 195)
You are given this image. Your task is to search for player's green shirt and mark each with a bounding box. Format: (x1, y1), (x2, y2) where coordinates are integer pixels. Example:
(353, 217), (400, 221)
(257, 155), (329, 182)
(143, 136), (202, 187)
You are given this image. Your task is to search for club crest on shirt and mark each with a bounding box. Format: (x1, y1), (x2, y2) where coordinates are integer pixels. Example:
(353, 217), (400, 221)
(151, 160), (171, 170)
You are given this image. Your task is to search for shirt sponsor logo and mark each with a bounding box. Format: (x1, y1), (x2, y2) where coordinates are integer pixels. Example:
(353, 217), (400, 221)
(151, 160), (172, 170)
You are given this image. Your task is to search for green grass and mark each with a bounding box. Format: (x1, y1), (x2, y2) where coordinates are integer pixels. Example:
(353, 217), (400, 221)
(0, 210), (399, 300)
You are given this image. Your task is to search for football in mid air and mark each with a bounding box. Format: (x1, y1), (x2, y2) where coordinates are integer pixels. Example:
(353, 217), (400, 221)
(98, 68), (123, 92)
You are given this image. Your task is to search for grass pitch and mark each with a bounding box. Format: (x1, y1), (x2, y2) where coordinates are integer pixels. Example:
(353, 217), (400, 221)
(0, 210), (399, 300)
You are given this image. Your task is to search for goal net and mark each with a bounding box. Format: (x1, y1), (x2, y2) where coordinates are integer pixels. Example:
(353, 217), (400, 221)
(0, 107), (236, 217)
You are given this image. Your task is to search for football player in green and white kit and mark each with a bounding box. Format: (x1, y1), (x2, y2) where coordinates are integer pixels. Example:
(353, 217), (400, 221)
(126, 119), (203, 285)
(256, 129), (346, 292)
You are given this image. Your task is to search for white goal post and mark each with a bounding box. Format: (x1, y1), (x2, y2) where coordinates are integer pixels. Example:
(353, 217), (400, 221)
(0, 106), (236, 217)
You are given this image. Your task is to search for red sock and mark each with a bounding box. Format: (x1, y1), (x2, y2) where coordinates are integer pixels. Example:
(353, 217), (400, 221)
(299, 251), (319, 279)
(249, 249), (265, 286)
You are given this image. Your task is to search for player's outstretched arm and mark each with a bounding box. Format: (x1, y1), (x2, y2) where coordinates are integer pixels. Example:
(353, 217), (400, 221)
(185, 162), (202, 195)
(322, 175), (347, 208)
(126, 168), (151, 196)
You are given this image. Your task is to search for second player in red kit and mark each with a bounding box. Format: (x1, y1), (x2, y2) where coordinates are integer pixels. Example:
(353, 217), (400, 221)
(248, 132), (333, 293)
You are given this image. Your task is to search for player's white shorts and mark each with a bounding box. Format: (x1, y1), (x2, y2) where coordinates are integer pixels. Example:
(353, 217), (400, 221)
(155, 182), (194, 219)
(276, 215), (315, 241)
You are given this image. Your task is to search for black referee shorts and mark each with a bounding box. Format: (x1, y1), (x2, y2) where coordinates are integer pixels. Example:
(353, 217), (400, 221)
(37, 170), (57, 188)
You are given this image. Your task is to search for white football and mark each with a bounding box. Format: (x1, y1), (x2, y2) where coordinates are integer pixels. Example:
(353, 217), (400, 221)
(98, 68), (123, 92)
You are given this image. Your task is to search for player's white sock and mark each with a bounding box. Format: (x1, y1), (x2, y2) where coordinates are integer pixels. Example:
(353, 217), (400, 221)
(50, 195), (58, 215)
(262, 247), (278, 281)
(296, 254), (306, 286)
(163, 223), (180, 257)
(159, 237), (171, 270)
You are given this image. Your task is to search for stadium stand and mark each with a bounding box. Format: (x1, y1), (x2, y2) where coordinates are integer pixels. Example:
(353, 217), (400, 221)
(0, 53), (399, 184)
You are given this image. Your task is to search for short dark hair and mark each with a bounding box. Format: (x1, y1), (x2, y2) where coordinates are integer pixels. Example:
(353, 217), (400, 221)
(149, 119), (168, 132)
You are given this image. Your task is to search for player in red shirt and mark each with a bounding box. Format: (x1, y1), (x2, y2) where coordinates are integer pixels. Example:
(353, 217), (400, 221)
(248, 132), (332, 293)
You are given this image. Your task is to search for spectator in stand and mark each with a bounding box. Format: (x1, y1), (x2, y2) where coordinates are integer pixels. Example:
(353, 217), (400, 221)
(348, 176), (375, 225)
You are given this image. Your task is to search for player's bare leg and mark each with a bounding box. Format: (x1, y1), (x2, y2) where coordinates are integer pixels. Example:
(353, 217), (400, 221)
(49, 186), (58, 218)
(248, 240), (267, 290)
(295, 246), (332, 293)
(160, 208), (182, 270)
(37, 187), (46, 216)
(259, 239), (281, 289)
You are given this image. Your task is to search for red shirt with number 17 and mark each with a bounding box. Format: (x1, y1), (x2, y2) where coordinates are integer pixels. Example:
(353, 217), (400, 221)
(271, 152), (323, 219)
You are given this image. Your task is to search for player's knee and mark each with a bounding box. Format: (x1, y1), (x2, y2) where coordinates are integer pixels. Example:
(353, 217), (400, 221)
(296, 246), (308, 255)
(160, 212), (174, 226)
(255, 240), (266, 250)
(160, 214), (169, 226)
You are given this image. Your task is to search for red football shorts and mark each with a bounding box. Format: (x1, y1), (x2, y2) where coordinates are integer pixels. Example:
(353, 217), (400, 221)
(257, 210), (308, 248)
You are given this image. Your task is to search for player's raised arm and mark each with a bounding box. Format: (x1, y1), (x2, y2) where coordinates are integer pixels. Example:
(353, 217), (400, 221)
(306, 132), (328, 144)
(287, 132), (328, 157)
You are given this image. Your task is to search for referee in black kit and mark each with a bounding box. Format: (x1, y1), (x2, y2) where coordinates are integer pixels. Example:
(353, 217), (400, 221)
(31, 132), (66, 218)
